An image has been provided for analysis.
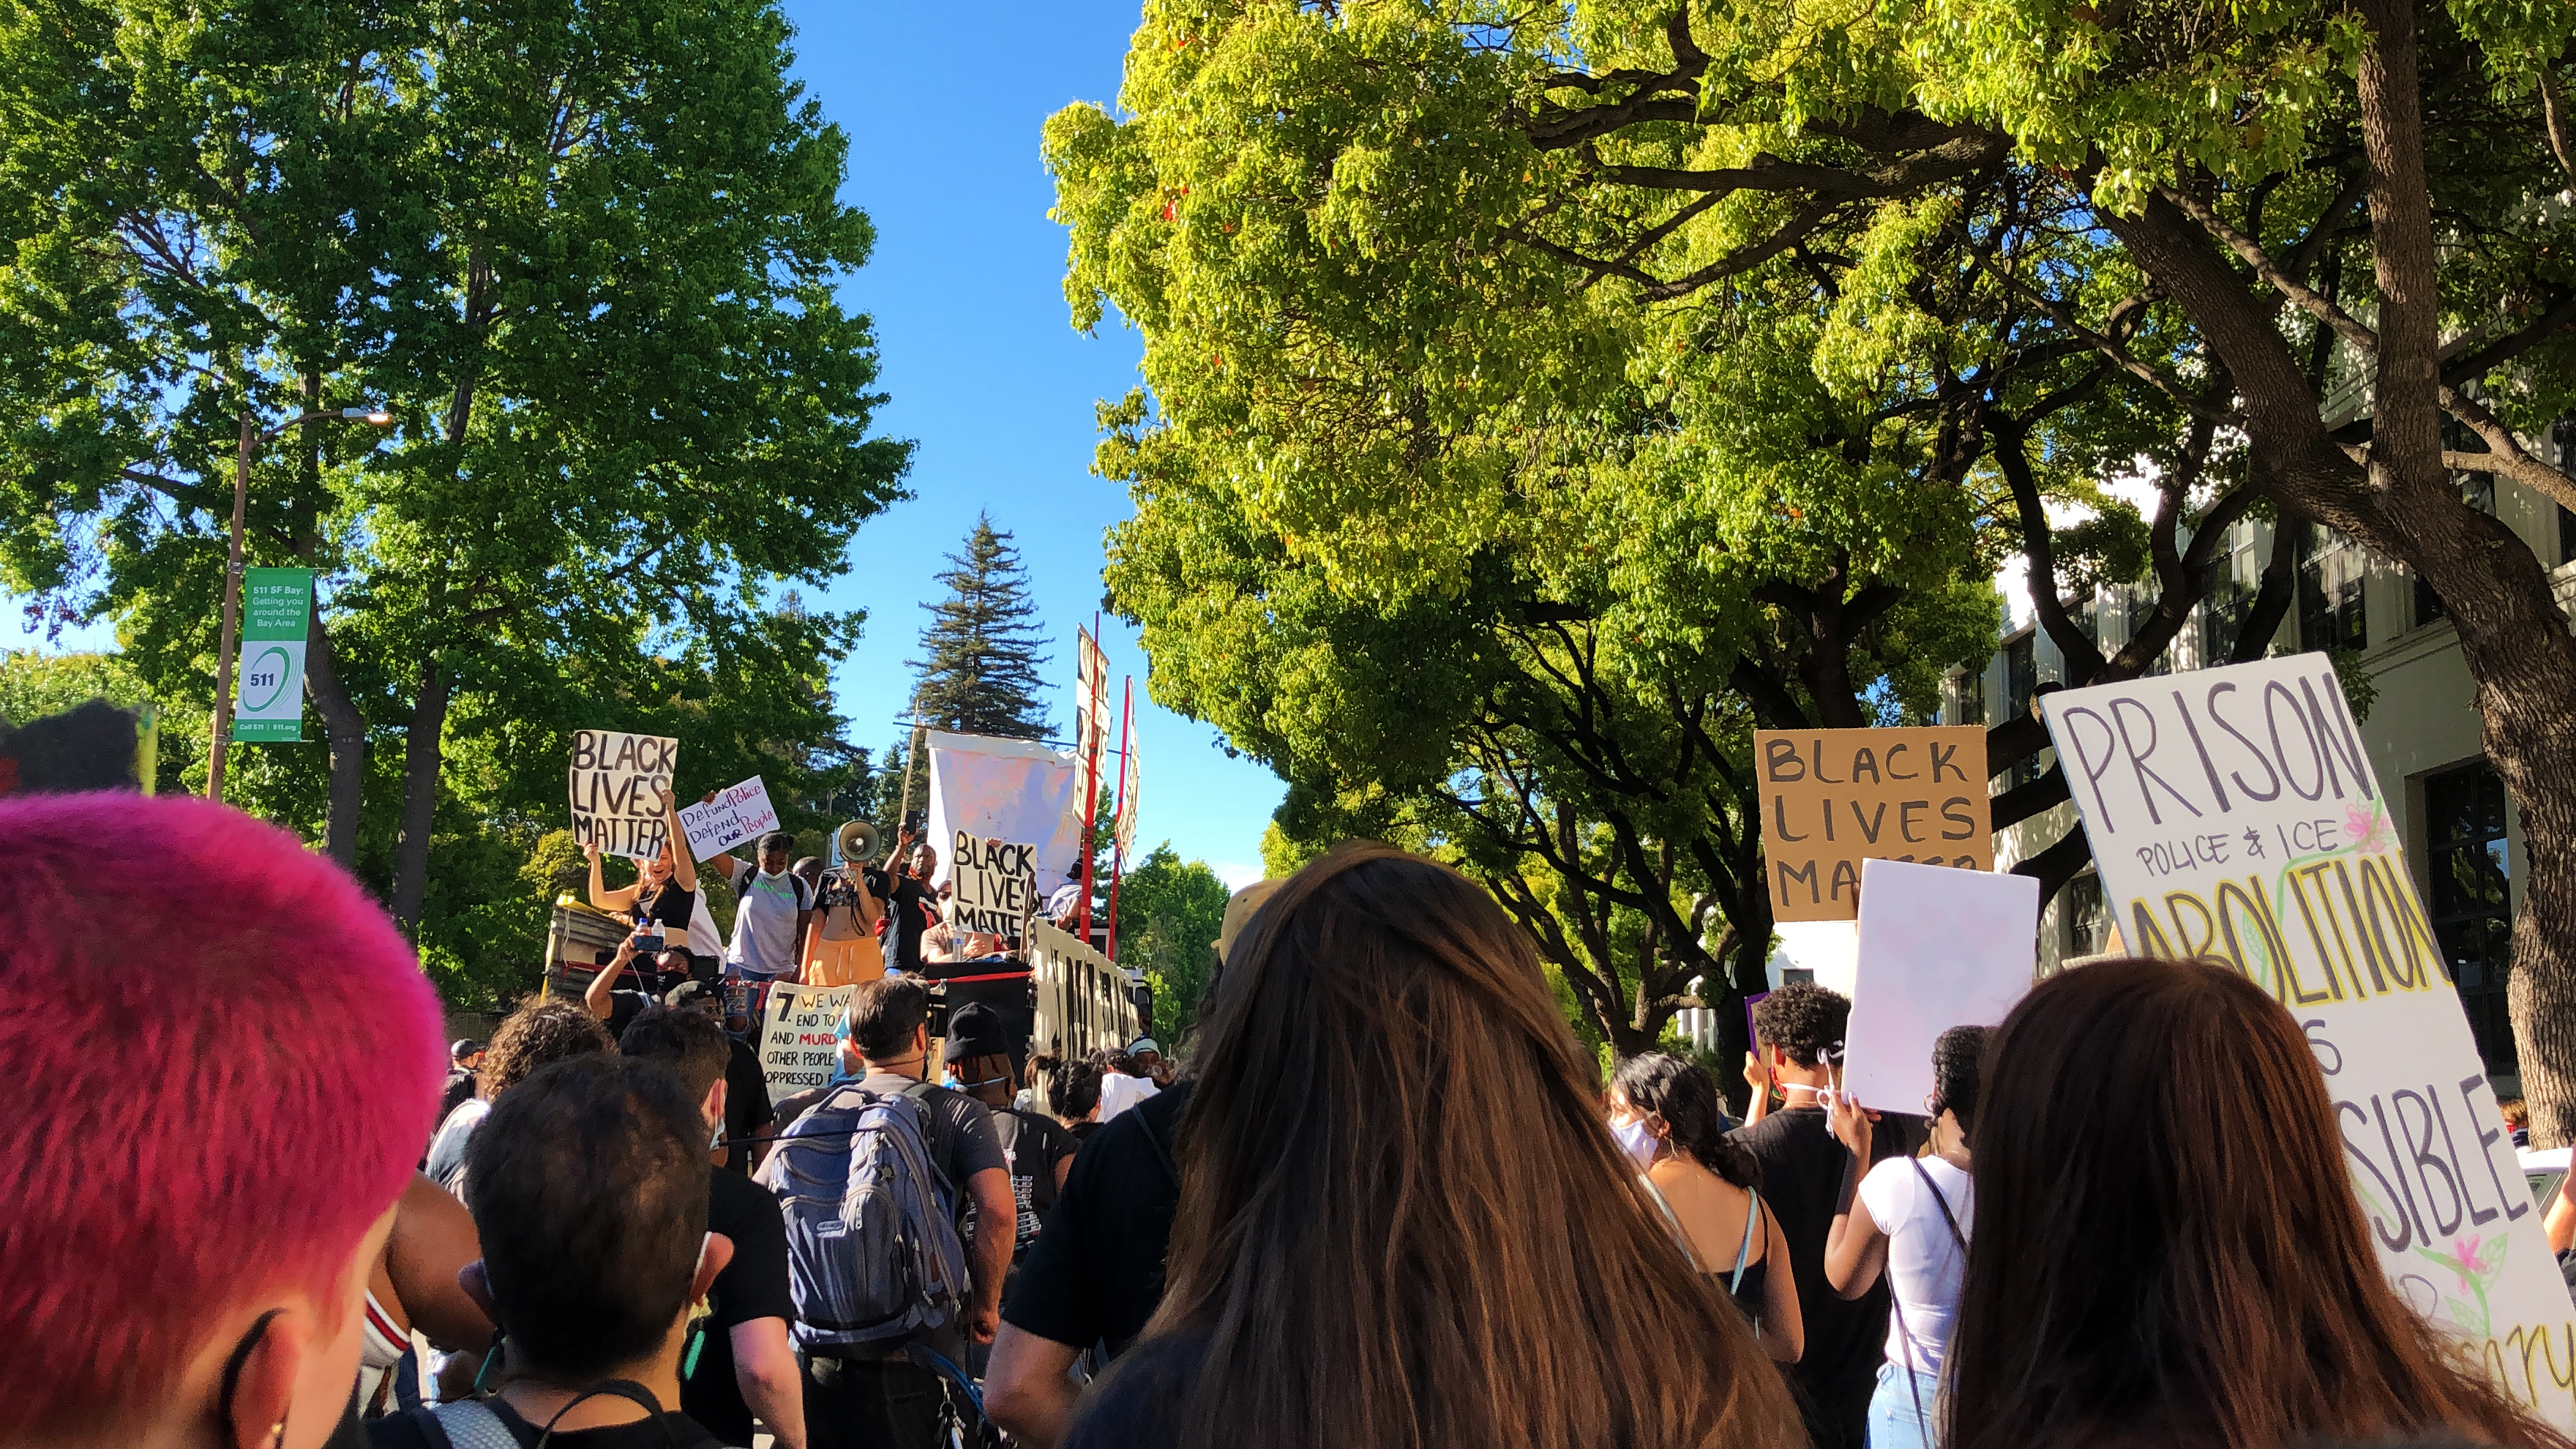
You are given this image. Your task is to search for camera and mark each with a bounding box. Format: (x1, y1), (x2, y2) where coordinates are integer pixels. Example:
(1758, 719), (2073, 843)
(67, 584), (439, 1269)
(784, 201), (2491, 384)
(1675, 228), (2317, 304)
(903, 808), (925, 833)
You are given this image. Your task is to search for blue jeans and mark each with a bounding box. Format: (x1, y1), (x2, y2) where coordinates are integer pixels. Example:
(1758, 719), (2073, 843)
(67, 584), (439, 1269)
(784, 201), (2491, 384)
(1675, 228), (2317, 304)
(1868, 1362), (1942, 1449)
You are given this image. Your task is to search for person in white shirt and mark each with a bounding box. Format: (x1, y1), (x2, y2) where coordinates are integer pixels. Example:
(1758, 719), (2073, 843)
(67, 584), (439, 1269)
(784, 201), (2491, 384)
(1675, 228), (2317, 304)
(711, 830), (813, 981)
(1823, 1025), (1985, 1449)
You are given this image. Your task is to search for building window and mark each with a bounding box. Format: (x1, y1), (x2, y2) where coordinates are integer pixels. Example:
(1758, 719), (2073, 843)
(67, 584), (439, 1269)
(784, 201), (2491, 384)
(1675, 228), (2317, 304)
(2004, 632), (2045, 787)
(2556, 419), (2576, 566)
(2198, 550), (2253, 663)
(2425, 759), (2515, 1074)
(2062, 870), (2109, 959)
(2298, 524), (2368, 654)
(1951, 664), (1988, 729)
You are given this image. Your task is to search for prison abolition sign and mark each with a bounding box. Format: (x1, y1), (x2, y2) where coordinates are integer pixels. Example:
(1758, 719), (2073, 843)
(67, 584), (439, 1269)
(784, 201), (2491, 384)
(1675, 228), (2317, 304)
(2043, 654), (2573, 1427)
(950, 831), (1036, 947)
(1754, 725), (1993, 921)
(570, 730), (678, 861)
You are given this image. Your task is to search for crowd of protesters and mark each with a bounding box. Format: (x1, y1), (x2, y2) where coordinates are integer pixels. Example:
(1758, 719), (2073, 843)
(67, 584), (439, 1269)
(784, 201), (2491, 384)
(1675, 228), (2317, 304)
(6, 790), (2574, 1449)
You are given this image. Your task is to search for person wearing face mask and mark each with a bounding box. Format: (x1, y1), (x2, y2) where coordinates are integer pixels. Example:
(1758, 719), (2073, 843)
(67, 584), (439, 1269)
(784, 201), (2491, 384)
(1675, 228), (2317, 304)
(1, 793), (448, 1449)
(1609, 1053), (1802, 1364)
(711, 830), (814, 986)
(1824, 1025), (1984, 1449)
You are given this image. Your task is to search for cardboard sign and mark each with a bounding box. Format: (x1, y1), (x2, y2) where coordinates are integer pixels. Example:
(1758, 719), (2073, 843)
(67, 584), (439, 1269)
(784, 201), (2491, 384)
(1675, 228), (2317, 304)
(1756, 725), (1993, 921)
(757, 982), (857, 1107)
(1843, 860), (2038, 1112)
(233, 568), (312, 742)
(2043, 654), (2573, 1426)
(678, 776), (779, 861)
(569, 730), (678, 861)
(949, 831), (1036, 947)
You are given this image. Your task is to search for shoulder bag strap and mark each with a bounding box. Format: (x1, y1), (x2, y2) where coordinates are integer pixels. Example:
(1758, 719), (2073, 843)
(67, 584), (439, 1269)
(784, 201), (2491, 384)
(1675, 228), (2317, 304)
(1909, 1157), (1968, 1253)
(1729, 1186), (1761, 1293)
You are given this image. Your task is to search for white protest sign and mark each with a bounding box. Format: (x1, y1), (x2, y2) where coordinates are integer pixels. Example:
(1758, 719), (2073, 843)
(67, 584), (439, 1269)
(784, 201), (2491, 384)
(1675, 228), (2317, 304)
(922, 730), (1084, 899)
(569, 730), (678, 861)
(949, 832), (1036, 948)
(1843, 859), (2037, 1112)
(2043, 653), (2572, 1426)
(757, 982), (857, 1107)
(678, 776), (779, 861)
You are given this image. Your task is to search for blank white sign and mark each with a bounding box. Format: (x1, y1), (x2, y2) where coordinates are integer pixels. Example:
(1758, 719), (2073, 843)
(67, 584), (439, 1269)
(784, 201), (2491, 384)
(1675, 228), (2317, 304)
(1843, 858), (2040, 1115)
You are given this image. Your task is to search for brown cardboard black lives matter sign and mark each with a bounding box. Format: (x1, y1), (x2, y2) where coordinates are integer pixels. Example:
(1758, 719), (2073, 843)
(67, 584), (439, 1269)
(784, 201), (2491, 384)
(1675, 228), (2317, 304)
(1754, 726), (1993, 921)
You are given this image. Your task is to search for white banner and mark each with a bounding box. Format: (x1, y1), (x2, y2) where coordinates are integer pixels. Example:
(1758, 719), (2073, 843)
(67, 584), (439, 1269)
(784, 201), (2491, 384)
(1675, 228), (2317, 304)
(923, 730), (1084, 899)
(569, 730), (678, 861)
(2043, 653), (2572, 1426)
(678, 776), (779, 861)
(757, 982), (856, 1107)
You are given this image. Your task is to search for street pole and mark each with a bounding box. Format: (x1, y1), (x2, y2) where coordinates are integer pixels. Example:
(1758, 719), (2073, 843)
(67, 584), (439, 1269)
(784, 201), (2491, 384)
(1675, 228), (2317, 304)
(205, 406), (392, 801)
(206, 413), (253, 800)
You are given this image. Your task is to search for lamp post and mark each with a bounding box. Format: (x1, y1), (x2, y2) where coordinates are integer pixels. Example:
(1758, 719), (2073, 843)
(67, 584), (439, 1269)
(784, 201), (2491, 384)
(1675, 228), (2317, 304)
(206, 406), (393, 801)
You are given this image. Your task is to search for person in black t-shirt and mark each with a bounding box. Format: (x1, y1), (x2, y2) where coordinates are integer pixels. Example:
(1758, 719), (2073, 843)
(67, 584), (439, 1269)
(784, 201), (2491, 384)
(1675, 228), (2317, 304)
(943, 1005), (1078, 1265)
(1727, 982), (1906, 1449)
(987, 1082), (1189, 1446)
(441, 1039), (484, 1123)
(875, 830), (938, 974)
(370, 1056), (730, 1449)
(617, 1008), (803, 1449)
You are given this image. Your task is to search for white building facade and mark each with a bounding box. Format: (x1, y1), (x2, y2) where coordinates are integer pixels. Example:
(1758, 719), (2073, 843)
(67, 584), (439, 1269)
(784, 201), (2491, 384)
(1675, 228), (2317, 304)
(1951, 424), (2576, 1093)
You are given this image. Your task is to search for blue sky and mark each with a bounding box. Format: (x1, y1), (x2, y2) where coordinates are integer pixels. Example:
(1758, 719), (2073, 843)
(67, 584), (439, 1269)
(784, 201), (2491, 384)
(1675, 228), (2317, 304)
(773, 0), (1281, 886)
(2, 0), (1285, 886)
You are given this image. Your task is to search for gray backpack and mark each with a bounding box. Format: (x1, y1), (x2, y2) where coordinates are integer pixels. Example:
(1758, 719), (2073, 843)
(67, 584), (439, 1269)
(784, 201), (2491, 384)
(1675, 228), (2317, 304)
(763, 1081), (971, 1353)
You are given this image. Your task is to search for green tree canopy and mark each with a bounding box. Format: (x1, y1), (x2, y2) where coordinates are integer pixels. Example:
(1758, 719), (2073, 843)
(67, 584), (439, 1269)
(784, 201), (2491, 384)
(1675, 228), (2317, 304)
(1113, 842), (1233, 1046)
(0, 0), (910, 935)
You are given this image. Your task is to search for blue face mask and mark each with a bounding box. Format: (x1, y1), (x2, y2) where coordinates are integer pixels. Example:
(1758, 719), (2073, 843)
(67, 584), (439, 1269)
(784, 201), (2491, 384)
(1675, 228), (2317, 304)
(1609, 1116), (1658, 1169)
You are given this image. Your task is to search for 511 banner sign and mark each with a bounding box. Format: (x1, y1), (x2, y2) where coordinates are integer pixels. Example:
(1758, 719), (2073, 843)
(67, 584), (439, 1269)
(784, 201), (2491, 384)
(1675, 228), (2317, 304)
(232, 568), (311, 743)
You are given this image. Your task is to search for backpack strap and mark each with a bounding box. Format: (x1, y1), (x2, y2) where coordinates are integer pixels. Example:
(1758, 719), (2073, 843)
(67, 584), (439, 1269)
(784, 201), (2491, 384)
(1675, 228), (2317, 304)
(419, 1400), (518, 1449)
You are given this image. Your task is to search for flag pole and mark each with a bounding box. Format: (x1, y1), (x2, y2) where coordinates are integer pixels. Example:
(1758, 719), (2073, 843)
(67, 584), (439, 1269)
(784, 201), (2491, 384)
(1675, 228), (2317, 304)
(1076, 621), (1102, 948)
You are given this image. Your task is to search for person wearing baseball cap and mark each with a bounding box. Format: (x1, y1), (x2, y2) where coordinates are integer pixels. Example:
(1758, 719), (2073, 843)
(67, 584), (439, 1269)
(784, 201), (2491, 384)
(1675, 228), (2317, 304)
(946, 1003), (1077, 1278)
(659, 981), (774, 1177)
(440, 1040), (485, 1124)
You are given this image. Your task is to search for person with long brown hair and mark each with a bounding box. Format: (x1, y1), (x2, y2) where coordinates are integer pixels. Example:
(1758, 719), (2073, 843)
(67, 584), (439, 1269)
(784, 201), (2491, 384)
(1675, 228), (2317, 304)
(1059, 841), (1805, 1449)
(1948, 956), (2570, 1449)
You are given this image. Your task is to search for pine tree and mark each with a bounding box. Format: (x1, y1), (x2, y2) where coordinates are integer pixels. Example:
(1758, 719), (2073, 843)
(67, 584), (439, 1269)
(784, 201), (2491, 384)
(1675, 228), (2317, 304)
(909, 515), (1054, 740)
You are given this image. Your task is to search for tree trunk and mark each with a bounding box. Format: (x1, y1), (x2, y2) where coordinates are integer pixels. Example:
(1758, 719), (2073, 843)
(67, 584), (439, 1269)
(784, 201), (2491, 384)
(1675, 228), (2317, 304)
(389, 659), (452, 930)
(303, 612), (368, 870)
(2100, 11), (2576, 1146)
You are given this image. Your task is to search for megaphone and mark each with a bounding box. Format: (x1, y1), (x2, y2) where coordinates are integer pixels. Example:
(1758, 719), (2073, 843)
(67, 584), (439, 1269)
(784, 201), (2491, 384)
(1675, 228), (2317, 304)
(836, 819), (881, 865)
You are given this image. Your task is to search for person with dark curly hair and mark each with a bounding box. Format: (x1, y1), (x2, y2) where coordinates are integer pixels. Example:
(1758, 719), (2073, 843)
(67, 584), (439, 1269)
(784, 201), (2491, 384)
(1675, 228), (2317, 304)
(424, 998), (615, 1194)
(1610, 1052), (1802, 1362)
(1825, 1025), (1984, 1449)
(1726, 982), (1899, 1449)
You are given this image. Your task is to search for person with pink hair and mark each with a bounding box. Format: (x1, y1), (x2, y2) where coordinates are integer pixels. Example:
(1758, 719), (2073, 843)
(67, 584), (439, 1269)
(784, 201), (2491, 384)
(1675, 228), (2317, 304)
(0, 793), (447, 1449)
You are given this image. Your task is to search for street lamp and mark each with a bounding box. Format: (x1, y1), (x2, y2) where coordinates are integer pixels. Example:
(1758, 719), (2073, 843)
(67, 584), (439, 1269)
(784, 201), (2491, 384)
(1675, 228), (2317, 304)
(206, 406), (394, 800)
